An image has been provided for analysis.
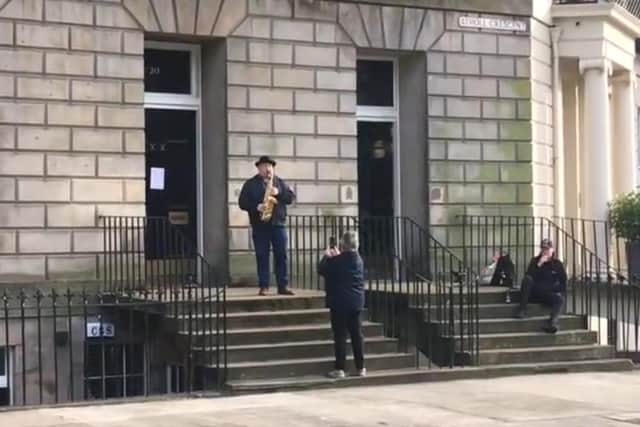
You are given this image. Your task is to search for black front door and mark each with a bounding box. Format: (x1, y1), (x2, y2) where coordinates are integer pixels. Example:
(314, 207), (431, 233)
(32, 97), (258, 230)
(357, 121), (394, 218)
(357, 121), (395, 277)
(145, 109), (197, 259)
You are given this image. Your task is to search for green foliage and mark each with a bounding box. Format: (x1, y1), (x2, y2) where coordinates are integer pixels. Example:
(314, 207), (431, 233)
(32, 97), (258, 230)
(608, 191), (640, 241)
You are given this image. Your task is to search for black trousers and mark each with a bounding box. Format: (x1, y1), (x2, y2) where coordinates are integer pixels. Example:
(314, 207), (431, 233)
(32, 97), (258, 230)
(519, 275), (564, 326)
(330, 309), (364, 371)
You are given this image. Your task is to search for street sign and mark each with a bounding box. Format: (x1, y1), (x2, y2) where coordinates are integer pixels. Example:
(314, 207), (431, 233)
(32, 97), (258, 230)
(459, 16), (527, 32)
(86, 322), (115, 338)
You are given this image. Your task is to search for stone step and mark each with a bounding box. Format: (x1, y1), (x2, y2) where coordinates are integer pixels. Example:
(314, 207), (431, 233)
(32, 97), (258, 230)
(167, 294), (327, 314)
(182, 321), (385, 346)
(223, 353), (415, 381)
(415, 287), (519, 306)
(426, 303), (550, 320)
(195, 337), (400, 363)
(224, 295), (326, 313)
(472, 330), (599, 350)
(478, 344), (615, 365)
(365, 284), (518, 304)
(453, 287), (520, 305)
(224, 358), (635, 394)
(445, 315), (586, 335)
(174, 308), (330, 330)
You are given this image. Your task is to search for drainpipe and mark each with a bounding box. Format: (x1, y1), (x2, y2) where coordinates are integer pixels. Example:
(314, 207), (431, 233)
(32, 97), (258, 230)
(551, 27), (566, 220)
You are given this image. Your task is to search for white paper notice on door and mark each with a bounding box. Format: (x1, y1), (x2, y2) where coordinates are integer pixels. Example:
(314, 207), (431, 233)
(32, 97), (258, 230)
(150, 167), (165, 190)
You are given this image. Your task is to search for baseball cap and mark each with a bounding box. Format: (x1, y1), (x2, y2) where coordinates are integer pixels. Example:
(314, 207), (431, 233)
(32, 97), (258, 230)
(540, 238), (553, 249)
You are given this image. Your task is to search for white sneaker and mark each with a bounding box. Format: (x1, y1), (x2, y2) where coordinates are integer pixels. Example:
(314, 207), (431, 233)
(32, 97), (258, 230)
(327, 369), (345, 379)
(356, 368), (367, 377)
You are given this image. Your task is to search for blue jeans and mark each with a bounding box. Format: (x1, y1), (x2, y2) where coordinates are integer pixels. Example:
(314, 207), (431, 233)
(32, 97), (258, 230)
(252, 226), (288, 290)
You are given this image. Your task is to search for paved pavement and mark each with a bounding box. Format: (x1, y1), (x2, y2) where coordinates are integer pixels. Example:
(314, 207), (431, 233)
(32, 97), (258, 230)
(1, 371), (640, 426)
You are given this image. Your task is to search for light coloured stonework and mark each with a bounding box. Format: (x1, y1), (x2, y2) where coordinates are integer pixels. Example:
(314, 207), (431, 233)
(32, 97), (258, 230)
(426, 9), (534, 250)
(0, 0), (538, 283)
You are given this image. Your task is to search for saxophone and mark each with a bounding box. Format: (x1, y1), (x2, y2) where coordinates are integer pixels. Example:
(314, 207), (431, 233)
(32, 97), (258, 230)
(260, 175), (278, 222)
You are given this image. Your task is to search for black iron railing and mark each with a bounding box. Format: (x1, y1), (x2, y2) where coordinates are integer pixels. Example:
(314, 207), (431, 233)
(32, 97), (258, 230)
(552, 216), (637, 282)
(101, 215), (227, 366)
(0, 286), (226, 407)
(460, 215), (640, 361)
(459, 215), (620, 283)
(554, 0), (640, 20)
(620, 0), (640, 16)
(101, 216), (203, 296)
(287, 215), (479, 368)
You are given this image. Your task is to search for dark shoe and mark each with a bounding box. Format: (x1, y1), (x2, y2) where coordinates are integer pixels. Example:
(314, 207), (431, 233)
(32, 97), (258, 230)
(278, 288), (295, 295)
(542, 325), (558, 334)
(514, 308), (526, 319)
(258, 288), (268, 296)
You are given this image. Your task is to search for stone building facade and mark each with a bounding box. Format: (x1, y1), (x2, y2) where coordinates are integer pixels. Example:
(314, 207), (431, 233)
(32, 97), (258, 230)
(0, 0), (637, 284)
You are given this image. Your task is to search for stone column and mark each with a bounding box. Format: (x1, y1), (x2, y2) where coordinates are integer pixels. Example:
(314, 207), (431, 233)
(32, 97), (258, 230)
(611, 71), (638, 197)
(552, 28), (566, 219)
(579, 58), (612, 221)
(562, 74), (580, 218)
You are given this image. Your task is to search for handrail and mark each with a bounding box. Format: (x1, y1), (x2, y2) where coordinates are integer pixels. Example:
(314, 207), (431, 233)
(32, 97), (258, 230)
(99, 215), (222, 292)
(554, 0), (640, 20)
(99, 215), (227, 390)
(287, 214), (479, 367)
(404, 217), (471, 276)
(459, 214), (640, 360)
(549, 216), (629, 280)
(459, 214), (624, 280)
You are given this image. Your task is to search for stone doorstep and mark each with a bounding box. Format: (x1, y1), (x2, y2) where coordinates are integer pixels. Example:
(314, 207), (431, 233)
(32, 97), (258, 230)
(193, 336), (401, 364)
(448, 315), (586, 335)
(224, 358), (635, 395)
(172, 307), (331, 330)
(472, 330), (599, 350)
(478, 344), (615, 365)
(224, 352), (416, 381)
(183, 321), (385, 347)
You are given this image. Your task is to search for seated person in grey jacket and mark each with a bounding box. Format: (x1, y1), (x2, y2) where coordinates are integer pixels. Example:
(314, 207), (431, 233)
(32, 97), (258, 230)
(318, 230), (366, 379)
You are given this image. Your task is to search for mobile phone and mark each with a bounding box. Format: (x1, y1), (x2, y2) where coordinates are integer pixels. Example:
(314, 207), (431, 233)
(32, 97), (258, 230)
(329, 237), (336, 249)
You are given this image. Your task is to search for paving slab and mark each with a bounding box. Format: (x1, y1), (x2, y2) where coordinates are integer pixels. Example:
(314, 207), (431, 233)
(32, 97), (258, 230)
(1, 371), (639, 426)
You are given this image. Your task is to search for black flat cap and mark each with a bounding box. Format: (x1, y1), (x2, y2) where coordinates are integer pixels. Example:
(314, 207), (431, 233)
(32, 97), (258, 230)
(255, 155), (276, 166)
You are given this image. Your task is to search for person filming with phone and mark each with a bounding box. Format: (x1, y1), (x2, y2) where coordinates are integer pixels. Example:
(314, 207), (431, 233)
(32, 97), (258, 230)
(318, 230), (366, 379)
(514, 238), (567, 334)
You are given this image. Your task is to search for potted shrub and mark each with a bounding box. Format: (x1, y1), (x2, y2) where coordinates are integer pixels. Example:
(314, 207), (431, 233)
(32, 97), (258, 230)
(608, 191), (640, 282)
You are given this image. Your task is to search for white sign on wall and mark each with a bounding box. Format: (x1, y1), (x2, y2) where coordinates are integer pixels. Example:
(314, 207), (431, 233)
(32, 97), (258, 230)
(86, 322), (115, 338)
(459, 16), (527, 32)
(149, 167), (165, 190)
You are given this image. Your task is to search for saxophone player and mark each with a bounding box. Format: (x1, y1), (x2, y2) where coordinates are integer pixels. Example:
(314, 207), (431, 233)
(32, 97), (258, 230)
(238, 156), (296, 296)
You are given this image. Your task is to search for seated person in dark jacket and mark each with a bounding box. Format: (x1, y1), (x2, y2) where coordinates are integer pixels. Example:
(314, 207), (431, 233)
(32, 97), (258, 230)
(318, 230), (366, 379)
(514, 239), (567, 334)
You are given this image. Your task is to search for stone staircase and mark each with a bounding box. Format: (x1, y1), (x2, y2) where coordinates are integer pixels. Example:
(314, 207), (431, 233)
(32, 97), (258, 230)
(179, 289), (415, 390)
(447, 287), (623, 367)
(171, 286), (633, 395)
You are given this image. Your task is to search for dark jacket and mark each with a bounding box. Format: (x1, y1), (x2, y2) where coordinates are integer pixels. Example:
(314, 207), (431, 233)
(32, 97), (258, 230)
(318, 251), (365, 312)
(238, 175), (295, 228)
(491, 253), (515, 287)
(525, 255), (567, 294)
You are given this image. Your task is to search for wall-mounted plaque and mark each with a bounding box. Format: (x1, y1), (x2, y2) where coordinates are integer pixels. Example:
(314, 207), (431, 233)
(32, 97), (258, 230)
(169, 211), (189, 225)
(459, 16), (527, 32)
